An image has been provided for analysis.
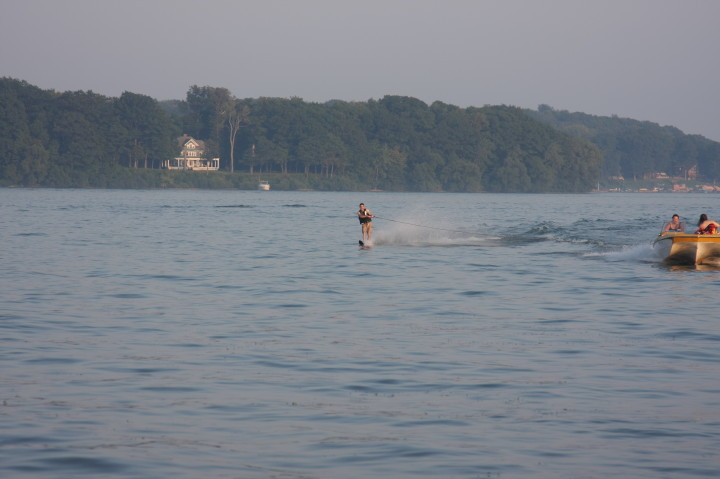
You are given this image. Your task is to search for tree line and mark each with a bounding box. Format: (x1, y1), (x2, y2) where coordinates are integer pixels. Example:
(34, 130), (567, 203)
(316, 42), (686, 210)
(9, 76), (701, 192)
(0, 78), (178, 187)
(173, 88), (603, 192)
(526, 105), (720, 182)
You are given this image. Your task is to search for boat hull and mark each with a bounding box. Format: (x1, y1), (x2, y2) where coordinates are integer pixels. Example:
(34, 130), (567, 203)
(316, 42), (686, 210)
(653, 232), (720, 265)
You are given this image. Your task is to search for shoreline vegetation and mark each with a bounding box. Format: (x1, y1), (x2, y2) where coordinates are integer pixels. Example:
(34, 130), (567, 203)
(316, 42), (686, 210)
(4, 176), (718, 193)
(2, 78), (719, 193)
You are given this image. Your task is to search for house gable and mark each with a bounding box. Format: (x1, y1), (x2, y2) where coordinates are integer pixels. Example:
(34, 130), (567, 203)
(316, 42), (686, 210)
(161, 134), (220, 171)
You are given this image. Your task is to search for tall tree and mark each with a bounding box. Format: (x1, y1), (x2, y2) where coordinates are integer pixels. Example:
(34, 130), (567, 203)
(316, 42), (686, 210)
(227, 103), (249, 173)
(185, 86), (235, 169)
(115, 91), (176, 168)
(0, 81), (31, 182)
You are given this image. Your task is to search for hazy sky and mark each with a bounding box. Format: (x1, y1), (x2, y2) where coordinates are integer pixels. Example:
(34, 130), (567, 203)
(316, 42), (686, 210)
(3, 0), (719, 140)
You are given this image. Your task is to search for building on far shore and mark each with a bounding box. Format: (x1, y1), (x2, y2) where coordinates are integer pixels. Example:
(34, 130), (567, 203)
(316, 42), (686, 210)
(162, 134), (220, 171)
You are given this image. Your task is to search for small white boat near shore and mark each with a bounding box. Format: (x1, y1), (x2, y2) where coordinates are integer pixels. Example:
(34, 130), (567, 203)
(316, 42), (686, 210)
(653, 232), (720, 265)
(258, 180), (270, 191)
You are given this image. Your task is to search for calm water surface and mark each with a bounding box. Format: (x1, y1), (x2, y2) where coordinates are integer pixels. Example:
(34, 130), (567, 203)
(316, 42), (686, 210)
(1, 189), (719, 478)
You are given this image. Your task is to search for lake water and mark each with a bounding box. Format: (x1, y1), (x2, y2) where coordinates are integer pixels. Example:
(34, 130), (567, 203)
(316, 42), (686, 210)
(1, 188), (719, 478)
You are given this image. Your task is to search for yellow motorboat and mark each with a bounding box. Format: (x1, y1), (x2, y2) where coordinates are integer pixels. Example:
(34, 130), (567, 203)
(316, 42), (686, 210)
(653, 232), (720, 265)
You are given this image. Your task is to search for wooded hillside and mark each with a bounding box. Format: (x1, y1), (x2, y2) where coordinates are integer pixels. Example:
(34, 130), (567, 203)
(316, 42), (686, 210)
(525, 105), (720, 181)
(0, 77), (678, 192)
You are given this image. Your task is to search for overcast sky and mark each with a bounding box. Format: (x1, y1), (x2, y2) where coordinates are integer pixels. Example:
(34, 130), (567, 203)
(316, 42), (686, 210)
(3, 0), (719, 140)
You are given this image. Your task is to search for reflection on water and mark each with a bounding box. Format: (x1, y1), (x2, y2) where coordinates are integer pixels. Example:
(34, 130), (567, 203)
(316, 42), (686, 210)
(663, 263), (720, 272)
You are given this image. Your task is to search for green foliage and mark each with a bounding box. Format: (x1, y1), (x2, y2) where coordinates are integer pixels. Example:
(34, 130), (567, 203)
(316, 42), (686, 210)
(527, 105), (720, 181)
(0, 78), (182, 187)
(115, 91), (178, 169)
(229, 97), (603, 192)
(0, 78), (628, 192)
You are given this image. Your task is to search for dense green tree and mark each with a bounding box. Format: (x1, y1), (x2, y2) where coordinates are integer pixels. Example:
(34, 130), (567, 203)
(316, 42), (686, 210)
(526, 105), (717, 182)
(486, 148), (532, 192)
(0, 81), (32, 183)
(7, 78), (716, 192)
(405, 148), (444, 191)
(184, 85), (236, 164)
(115, 91), (177, 169)
(439, 155), (484, 192)
(363, 144), (407, 190)
(698, 142), (720, 181)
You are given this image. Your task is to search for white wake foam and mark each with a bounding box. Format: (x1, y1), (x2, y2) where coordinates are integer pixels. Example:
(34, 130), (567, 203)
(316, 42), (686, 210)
(586, 243), (660, 263)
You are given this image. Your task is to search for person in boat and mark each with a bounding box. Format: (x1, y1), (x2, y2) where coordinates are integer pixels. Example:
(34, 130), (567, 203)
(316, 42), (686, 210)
(695, 213), (720, 234)
(663, 214), (685, 232)
(358, 203), (375, 243)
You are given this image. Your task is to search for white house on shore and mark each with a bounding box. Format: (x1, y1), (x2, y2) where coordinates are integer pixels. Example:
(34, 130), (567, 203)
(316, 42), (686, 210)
(162, 134), (220, 171)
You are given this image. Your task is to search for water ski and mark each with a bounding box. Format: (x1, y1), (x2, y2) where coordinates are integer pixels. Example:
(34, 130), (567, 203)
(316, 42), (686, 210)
(359, 240), (372, 249)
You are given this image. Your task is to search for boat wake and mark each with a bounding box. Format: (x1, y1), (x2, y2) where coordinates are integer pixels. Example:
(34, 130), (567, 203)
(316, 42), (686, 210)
(584, 244), (661, 263)
(371, 217), (498, 247)
(370, 218), (665, 266)
(374, 228), (497, 247)
(372, 219), (597, 248)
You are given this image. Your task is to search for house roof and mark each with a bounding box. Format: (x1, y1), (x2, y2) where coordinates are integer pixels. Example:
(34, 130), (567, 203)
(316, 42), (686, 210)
(177, 134), (206, 150)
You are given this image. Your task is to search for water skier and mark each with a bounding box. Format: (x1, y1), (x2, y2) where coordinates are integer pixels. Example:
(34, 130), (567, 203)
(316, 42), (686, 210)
(358, 203), (375, 245)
